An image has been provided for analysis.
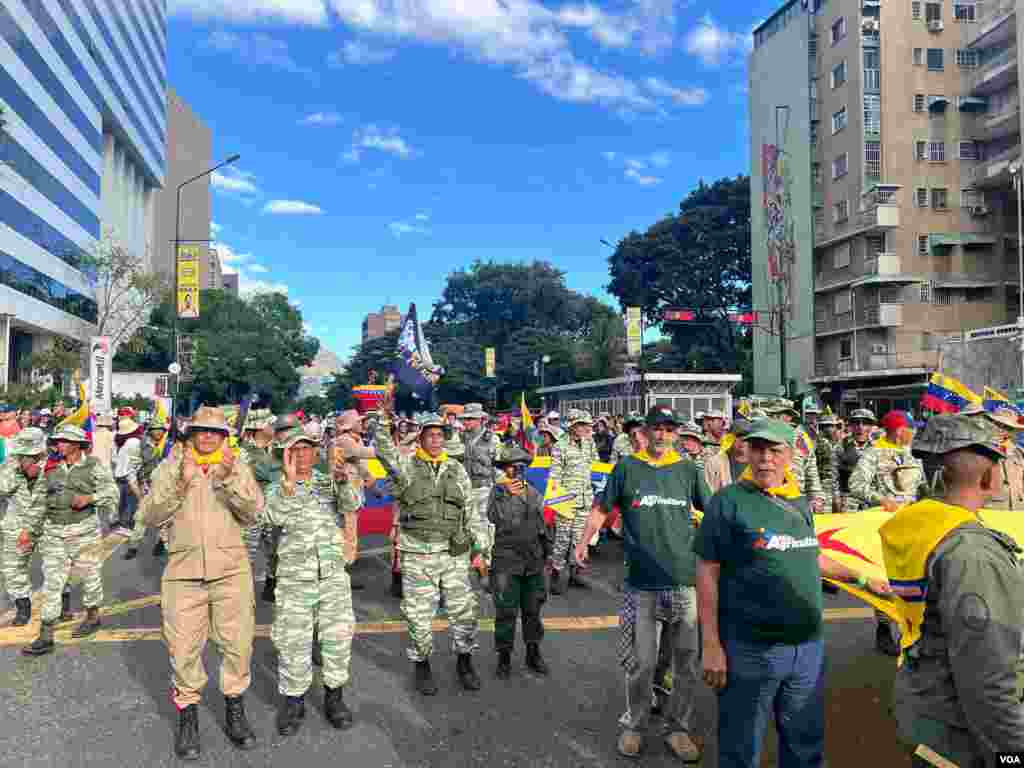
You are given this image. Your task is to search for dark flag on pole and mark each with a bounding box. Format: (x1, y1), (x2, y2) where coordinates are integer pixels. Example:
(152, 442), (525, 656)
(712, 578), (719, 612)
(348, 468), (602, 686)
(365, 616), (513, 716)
(393, 303), (443, 402)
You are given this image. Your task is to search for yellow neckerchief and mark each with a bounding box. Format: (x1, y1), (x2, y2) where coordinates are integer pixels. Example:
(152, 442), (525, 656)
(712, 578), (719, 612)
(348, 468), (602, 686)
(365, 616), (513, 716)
(872, 436), (904, 451)
(739, 466), (802, 499)
(191, 445), (224, 466)
(719, 433), (736, 455)
(879, 499), (978, 660)
(415, 446), (448, 465)
(153, 433), (168, 458)
(632, 448), (683, 467)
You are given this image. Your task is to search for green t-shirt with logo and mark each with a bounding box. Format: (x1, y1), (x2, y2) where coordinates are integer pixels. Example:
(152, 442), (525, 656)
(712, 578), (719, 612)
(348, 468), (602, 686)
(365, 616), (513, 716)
(693, 482), (823, 645)
(603, 455), (712, 590)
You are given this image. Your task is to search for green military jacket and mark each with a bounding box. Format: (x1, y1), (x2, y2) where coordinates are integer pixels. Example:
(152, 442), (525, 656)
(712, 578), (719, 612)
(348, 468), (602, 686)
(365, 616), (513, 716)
(40, 455), (118, 527)
(462, 427), (499, 489)
(550, 433), (598, 512)
(0, 457), (47, 534)
(849, 439), (925, 507)
(264, 469), (349, 582)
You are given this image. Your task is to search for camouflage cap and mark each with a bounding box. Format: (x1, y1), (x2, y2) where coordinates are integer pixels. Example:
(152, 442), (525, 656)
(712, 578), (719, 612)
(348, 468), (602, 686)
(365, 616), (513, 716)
(11, 427), (47, 456)
(911, 413), (1005, 460)
(817, 414), (840, 426)
(278, 426), (316, 451)
(566, 408), (593, 427)
(494, 444), (532, 466)
(677, 421), (703, 440)
(244, 408), (273, 431)
(51, 424), (90, 444)
(848, 408), (877, 423)
(961, 403), (1024, 432)
(273, 413), (300, 433)
(747, 408), (769, 420)
(418, 413), (449, 432)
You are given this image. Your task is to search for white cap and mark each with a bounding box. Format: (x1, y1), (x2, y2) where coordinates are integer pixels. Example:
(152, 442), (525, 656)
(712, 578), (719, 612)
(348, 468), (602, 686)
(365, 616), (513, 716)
(547, 411), (561, 420)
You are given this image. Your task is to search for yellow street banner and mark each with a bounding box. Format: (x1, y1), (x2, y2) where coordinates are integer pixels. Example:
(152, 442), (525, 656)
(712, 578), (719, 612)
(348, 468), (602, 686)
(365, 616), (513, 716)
(626, 306), (642, 359)
(485, 347), (495, 378)
(177, 245), (200, 319)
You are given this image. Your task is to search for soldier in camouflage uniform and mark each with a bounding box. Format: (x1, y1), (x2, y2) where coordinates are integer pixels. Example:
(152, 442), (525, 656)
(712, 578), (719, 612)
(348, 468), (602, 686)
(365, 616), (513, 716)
(258, 414), (297, 603)
(766, 402), (825, 512)
(814, 413), (841, 512)
(699, 409), (727, 463)
(611, 412), (645, 465)
(849, 410), (926, 656)
(238, 410), (277, 588)
(22, 425), (119, 654)
(460, 403), (499, 572)
(832, 408), (877, 512)
(0, 428), (49, 625)
(138, 415), (171, 556)
(548, 409), (599, 594)
(265, 427), (359, 737)
(349, 409), (486, 696)
(677, 422), (705, 472)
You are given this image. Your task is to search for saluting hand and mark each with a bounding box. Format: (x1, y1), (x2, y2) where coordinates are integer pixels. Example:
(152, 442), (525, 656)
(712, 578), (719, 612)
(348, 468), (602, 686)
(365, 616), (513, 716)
(282, 446), (297, 484)
(213, 446), (235, 481)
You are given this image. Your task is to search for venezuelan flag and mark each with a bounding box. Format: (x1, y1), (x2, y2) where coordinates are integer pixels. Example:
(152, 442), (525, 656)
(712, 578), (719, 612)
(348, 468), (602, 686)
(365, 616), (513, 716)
(983, 385), (1022, 416)
(59, 380), (92, 437)
(921, 373), (982, 414)
(520, 393), (539, 454)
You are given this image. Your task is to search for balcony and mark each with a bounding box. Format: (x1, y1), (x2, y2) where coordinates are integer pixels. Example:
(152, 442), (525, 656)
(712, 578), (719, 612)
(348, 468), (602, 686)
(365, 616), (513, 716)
(968, 43), (1018, 96)
(966, 0), (1017, 49)
(971, 145), (1020, 188)
(858, 201), (900, 230)
(811, 351), (941, 381)
(863, 303), (903, 327)
(977, 99), (1020, 141)
(863, 252), (900, 277)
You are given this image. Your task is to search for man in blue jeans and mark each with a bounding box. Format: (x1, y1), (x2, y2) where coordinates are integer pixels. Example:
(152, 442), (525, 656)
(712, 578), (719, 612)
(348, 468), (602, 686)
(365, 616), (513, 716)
(694, 419), (891, 767)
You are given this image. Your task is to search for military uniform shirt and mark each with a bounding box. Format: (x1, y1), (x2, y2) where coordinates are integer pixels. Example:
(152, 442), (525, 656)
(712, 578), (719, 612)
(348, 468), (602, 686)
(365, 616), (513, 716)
(849, 440), (925, 508)
(264, 470), (347, 582)
(28, 455), (118, 529)
(550, 434), (598, 512)
(0, 457), (47, 534)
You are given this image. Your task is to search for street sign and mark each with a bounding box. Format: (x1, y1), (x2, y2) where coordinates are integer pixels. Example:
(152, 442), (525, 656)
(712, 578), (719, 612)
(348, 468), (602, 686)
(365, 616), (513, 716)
(88, 337), (112, 414)
(626, 307), (642, 359)
(177, 245), (200, 319)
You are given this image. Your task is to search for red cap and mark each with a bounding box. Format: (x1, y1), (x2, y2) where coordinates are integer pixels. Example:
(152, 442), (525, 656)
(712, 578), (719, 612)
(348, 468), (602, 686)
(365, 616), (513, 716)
(880, 411), (910, 431)
(117, 407), (135, 418)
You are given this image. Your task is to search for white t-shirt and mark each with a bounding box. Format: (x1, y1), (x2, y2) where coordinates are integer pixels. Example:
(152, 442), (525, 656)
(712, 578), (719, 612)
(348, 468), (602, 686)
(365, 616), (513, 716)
(114, 436), (142, 480)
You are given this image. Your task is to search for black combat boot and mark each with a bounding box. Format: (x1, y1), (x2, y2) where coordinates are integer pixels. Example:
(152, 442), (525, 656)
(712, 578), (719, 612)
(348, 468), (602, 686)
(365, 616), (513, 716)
(71, 607), (101, 638)
(277, 695), (305, 737)
(456, 653), (481, 691)
(152, 539), (167, 557)
(568, 567), (588, 589)
(414, 659), (438, 696)
(224, 695), (256, 749)
(174, 704), (200, 761)
(525, 643), (549, 676)
(496, 650), (511, 680)
(261, 577), (276, 603)
(12, 598), (31, 627)
(548, 569), (564, 595)
(323, 685), (353, 729)
(391, 572), (403, 599)
(21, 621), (55, 656)
(312, 626), (323, 667)
(875, 621), (900, 657)
(59, 591), (73, 622)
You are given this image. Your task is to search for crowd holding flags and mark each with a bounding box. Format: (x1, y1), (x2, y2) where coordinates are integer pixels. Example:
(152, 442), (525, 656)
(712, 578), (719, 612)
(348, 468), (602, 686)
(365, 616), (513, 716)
(393, 303), (443, 404)
(920, 372), (983, 413)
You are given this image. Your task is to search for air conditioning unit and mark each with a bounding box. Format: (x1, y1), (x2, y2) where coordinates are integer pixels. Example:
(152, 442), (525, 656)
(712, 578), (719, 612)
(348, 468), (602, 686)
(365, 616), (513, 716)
(871, 344), (888, 354)
(862, 18), (878, 31)
(971, 205), (990, 216)
(928, 19), (944, 32)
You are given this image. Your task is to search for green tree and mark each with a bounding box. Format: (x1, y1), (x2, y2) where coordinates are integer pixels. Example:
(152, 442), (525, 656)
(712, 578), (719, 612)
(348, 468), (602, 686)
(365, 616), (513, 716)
(607, 176), (752, 374)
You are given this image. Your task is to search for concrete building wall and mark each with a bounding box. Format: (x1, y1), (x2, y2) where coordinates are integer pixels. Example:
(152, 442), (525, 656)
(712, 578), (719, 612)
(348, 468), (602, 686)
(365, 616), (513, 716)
(222, 272), (239, 296)
(152, 88), (212, 279)
(361, 304), (403, 342)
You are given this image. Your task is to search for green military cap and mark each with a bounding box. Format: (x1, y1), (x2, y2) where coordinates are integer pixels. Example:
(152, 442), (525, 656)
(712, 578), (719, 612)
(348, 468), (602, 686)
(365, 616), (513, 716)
(817, 414), (840, 426)
(747, 408), (769, 419)
(278, 426), (316, 451)
(622, 411), (644, 430)
(744, 419), (796, 447)
(418, 413), (449, 431)
(646, 405), (680, 427)
(244, 408), (273, 431)
(912, 413), (1005, 461)
(494, 444), (532, 466)
(730, 418), (754, 437)
(566, 408), (593, 427)
(51, 424), (90, 444)
(848, 408), (877, 423)
(11, 427), (47, 456)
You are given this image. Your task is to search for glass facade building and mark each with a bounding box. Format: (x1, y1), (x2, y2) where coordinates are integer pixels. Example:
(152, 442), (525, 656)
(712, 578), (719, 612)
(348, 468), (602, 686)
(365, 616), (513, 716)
(0, 0), (167, 385)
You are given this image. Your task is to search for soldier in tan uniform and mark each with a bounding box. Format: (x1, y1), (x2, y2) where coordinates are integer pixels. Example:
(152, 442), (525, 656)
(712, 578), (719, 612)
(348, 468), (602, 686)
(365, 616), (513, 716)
(143, 407), (264, 760)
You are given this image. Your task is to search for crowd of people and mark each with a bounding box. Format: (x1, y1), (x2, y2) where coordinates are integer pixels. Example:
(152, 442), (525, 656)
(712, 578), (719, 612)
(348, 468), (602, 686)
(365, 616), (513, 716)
(1, 393), (1022, 766)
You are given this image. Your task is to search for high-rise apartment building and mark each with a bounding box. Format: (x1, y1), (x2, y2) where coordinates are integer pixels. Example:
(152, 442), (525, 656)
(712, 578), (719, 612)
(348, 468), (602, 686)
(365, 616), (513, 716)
(222, 272), (239, 296)
(362, 304), (402, 342)
(751, 0), (1021, 414)
(205, 247), (223, 290)
(0, 0), (167, 388)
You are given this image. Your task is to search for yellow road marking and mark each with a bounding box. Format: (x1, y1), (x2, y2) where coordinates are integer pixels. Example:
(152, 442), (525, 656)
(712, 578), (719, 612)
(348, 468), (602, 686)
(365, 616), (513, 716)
(0, 606), (874, 647)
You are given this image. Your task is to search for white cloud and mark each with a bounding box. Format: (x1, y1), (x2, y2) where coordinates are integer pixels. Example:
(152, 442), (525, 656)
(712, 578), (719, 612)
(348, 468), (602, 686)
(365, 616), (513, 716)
(415, 212), (430, 221)
(644, 77), (708, 106)
(204, 29), (315, 76)
(211, 167), (259, 199)
(341, 148), (362, 164)
(557, 0), (676, 54)
(215, 240), (291, 298)
(211, 221), (222, 237)
(389, 221), (430, 237)
(328, 40), (397, 65)
(263, 199), (325, 215)
(249, 264), (270, 273)
(685, 13), (752, 67)
(347, 125), (414, 159)
(625, 167), (661, 186)
(214, 243), (253, 266)
(168, 0), (328, 26)
(300, 111), (343, 126)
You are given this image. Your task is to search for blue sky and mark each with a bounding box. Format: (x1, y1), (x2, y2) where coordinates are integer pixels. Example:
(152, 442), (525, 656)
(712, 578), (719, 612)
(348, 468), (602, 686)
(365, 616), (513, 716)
(166, 0), (781, 360)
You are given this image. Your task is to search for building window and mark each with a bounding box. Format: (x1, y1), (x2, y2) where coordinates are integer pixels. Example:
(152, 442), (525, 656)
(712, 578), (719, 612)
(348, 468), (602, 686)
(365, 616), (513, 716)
(916, 187), (929, 207)
(834, 290), (852, 314)
(831, 60), (847, 88)
(864, 49), (880, 90)
(914, 93), (926, 112)
(954, 2), (977, 22)
(929, 141), (946, 161)
(918, 234), (930, 255)
(832, 106), (848, 134)
(925, 2), (942, 22)
(913, 47), (924, 66)
(961, 188), (985, 207)
(931, 188), (948, 209)
(840, 337), (853, 358)
(865, 140), (881, 178)
(815, 208), (825, 230)
(920, 281), (933, 303)
(834, 241), (852, 268)
(912, 1), (922, 20)
(813, 162), (822, 184)
(831, 16), (847, 45)
(956, 49), (980, 68)
(832, 152), (849, 179)
(811, 121), (819, 146)
(959, 140), (979, 160)
(927, 48), (944, 70)
(864, 95), (881, 133)
(834, 199), (850, 222)
(809, 34), (818, 57)
(915, 140), (927, 160)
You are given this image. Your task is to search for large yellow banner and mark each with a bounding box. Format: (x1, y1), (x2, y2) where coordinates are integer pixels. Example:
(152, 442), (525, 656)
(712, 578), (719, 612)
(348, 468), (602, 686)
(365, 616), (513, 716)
(177, 245), (200, 319)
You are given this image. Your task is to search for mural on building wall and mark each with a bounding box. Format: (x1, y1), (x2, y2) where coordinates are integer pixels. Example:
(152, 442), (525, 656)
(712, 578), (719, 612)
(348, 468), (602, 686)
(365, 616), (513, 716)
(762, 143), (795, 288)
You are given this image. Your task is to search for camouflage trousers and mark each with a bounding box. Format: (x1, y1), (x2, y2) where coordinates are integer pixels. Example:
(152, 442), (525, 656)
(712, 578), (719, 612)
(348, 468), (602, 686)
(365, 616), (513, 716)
(1, 511), (36, 600)
(244, 525), (266, 581)
(272, 570), (355, 696)
(471, 486), (495, 559)
(262, 526), (280, 579)
(836, 494), (866, 513)
(401, 549), (479, 662)
(39, 516), (103, 623)
(549, 510), (588, 572)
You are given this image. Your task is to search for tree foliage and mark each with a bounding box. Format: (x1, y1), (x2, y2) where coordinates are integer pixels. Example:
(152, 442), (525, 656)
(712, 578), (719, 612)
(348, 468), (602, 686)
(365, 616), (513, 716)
(607, 176), (752, 373)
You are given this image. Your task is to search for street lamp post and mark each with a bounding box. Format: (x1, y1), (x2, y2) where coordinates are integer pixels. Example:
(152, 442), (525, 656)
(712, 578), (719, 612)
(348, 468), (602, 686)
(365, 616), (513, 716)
(171, 153), (240, 424)
(1012, 164), (1024, 395)
(539, 354), (551, 411)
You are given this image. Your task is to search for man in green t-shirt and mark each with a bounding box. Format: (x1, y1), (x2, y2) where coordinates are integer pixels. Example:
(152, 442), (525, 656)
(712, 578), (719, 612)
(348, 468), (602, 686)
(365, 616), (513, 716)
(694, 419), (891, 768)
(576, 405), (711, 762)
